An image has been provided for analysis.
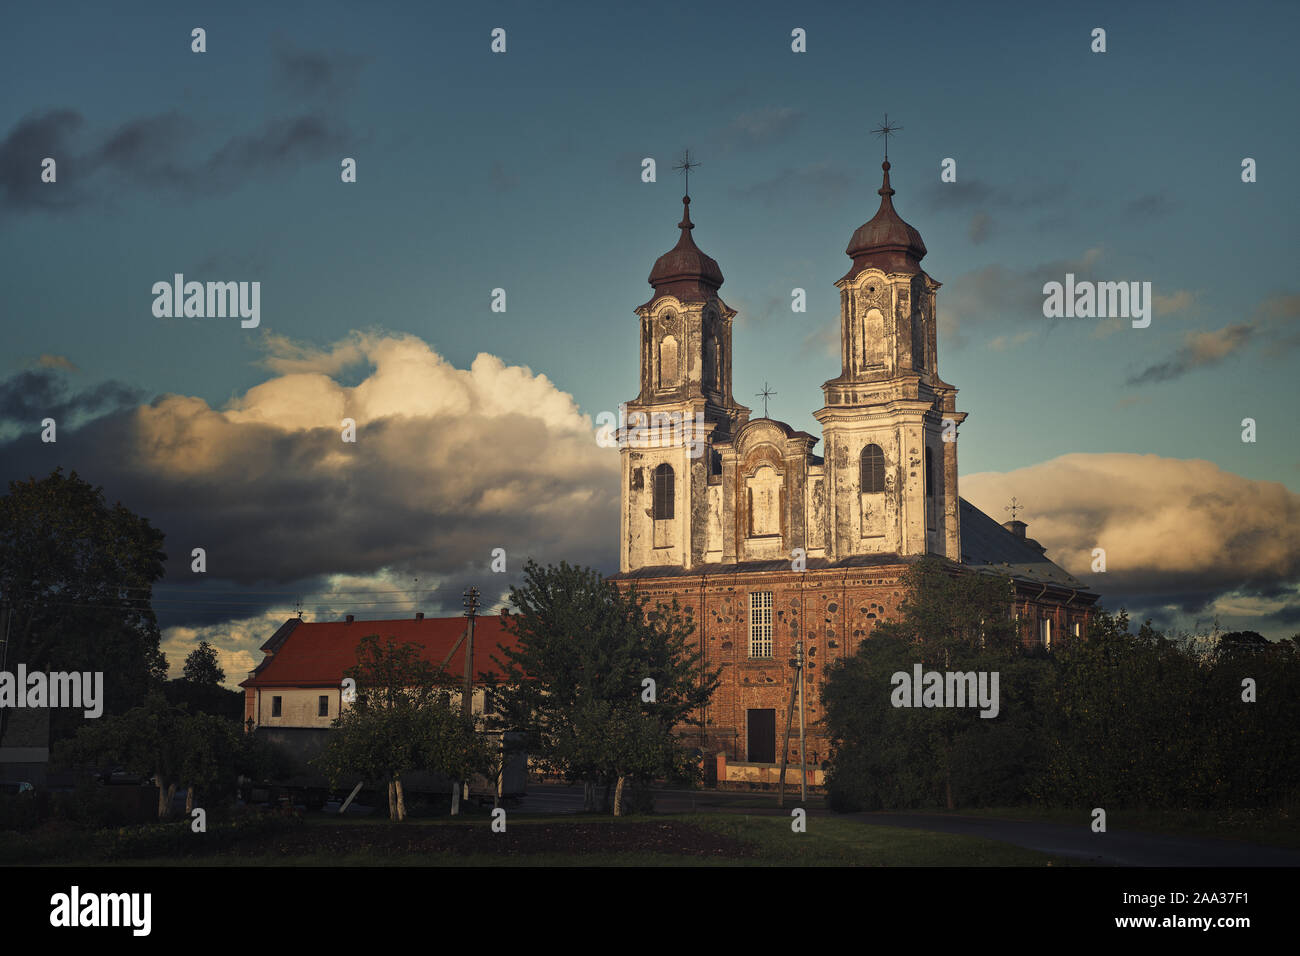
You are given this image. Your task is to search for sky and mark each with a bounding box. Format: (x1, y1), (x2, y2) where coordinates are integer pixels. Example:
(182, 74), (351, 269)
(2, 0), (1298, 685)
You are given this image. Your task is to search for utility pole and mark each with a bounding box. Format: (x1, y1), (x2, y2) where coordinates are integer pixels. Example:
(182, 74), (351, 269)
(778, 639), (806, 808)
(796, 640), (807, 803)
(451, 586), (480, 817)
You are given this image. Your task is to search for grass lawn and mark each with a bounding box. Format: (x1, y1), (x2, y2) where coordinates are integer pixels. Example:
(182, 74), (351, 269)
(50, 811), (1074, 867)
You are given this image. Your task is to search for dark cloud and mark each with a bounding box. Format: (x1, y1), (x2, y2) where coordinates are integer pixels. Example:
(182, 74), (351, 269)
(0, 107), (350, 215)
(717, 107), (806, 151)
(0, 109), (86, 211)
(729, 162), (858, 206)
(964, 453), (1300, 639)
(0, 369), (143, 432)
(1126, 323), (1254, 385)
(939, 248), (1104, 348)
(0, 335), (617, 596)
(271, 36), (368, 100)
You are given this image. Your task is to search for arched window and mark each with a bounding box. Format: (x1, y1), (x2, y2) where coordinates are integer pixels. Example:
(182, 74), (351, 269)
(659, 335), (679, 387)
(925, 447), (935, 498)
(860, 444), (885, 494)
(653, 463), (674, 520)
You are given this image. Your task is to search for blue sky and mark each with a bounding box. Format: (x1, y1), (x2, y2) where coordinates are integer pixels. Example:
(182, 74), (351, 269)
(2, 0), (1298, 677)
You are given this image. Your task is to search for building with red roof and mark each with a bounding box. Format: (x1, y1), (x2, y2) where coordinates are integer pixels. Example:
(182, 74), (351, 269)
(240, 612), (521, 731)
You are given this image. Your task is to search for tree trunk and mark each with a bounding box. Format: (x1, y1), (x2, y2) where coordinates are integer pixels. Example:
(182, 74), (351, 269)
(387, 780), (397, 820)
(157, 773), (168, 820)
(162, 782), (176, 820)
(613, 775), (626, 817)
(450, 782), (461, 816)
(395, 777), (407, 821)
(185, 785), (195, 815)
(583, 779), (594, 812)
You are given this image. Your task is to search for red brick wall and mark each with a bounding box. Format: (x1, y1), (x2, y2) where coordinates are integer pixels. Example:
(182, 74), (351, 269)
(616, 567), (911, 763)
(617, 568), (1095, 764)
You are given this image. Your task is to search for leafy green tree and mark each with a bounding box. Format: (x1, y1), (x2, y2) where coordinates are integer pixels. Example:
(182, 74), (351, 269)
(0, 469), (168, 744)
(182, 640), (225, 686)
(314, 635), (490, 820)
(823, 557), (1049, 811)
(491, 560), (720, 815)
(56, 692), (261, 820)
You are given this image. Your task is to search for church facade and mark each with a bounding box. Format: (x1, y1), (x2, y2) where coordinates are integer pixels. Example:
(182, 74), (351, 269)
(609, 160), (1099, 782)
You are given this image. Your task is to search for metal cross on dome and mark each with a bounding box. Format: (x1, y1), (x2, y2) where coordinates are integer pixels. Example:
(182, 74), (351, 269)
(871, 114), (902, 161)
(673, 149), (701, 195)
(756, 382), (777, 418)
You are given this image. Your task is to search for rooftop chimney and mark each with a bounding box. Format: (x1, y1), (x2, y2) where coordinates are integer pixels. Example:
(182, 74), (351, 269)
(345, 614), (355, 624)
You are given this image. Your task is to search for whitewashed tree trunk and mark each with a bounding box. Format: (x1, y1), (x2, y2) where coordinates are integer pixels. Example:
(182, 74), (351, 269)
(395, 777), (407, 821)
(613, 775), (626, 817)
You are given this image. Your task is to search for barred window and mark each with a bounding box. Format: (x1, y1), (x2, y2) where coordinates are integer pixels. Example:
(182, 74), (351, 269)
(318, 695), (329, 717)
(652, 463), (675, 519)
(749, 591), (773, 658)
(860, 444), (885, 494)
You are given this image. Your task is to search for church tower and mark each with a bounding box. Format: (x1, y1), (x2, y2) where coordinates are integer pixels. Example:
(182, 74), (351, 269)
(813, 160), (966, 560)
(619, 195), (750, 572)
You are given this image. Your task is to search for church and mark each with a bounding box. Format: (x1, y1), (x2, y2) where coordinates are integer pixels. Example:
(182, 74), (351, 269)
(609, 157), (1099, 786)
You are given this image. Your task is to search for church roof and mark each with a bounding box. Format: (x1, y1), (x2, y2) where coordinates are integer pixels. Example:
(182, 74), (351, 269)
(958, 498), (1092, 592)
(646, 195), (724, 302)
(241, 614), (521, 688)
(843, 160), (927, 279)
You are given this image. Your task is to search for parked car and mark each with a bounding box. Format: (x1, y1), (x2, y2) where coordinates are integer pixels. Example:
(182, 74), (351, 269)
(0, 781), (35, 795)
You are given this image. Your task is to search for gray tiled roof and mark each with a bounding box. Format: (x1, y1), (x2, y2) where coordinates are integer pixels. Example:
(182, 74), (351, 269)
(959, 497), (1092, 592)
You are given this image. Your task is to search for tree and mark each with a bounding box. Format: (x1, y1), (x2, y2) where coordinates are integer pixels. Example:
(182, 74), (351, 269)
(0, 469), (168, 744)
(491, 560), (720, 815)
(55, 692), (260, 820)
(823, 557), (1047, 811)
(182, 640), (225, 686)
(314, 635), (490, 820)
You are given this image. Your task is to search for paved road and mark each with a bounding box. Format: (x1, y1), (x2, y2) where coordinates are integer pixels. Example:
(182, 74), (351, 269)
(513, 784), (1300, 866)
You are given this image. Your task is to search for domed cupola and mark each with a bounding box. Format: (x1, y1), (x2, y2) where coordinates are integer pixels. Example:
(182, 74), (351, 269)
(843, 161), (927, 279)
(648, 195), (724, 301)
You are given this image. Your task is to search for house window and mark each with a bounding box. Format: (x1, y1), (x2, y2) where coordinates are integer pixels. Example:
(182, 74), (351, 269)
(1072, 620), (1082, 639)
(271, 696), (282, 717)
(860, 444), (885, 494)
(1039, 617), (1052, 648)
(652, 463), (674, 520)
(749, 591), (773, 658)
(319, 695), (329, 717)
